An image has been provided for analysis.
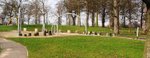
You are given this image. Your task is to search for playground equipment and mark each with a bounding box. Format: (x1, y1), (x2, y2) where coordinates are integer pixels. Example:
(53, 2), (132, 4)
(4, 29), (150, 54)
(51, 25), (58, 34)
(17, 0), (29, 36)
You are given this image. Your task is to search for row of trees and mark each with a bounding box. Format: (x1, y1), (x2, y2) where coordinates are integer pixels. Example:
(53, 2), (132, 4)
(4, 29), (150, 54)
(0, 0), (49, 25)
(56, 0), (145, 34)
(0, 0), (149, 35)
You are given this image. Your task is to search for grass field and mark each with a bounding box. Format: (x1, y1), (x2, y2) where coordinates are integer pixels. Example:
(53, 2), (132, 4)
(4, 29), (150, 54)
(10, 36), (145, 58)
(0, 25), (112, 32)
(0, 25), (138, 34)
(0, 25), (17, 32)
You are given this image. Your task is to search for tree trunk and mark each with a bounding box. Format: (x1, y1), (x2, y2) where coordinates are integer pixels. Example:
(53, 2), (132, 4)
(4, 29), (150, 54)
(141, 2), (144, 28)
(67, 14), (73, 25)
(143, 9), (150, 35)
(122, 9), (126, 28)
(66, 15), (69, 25)
(44, 14), (46, 24)
(35, 15), (38, 24)
(42, 14), (46, 31)
(21, 12), (24, 25)
(86, 11), (89, 27)
(113, 0), (120, 35)
(46, 13), (49, 24)
(72, 16), (76, 26)
(109, 13), (114, 30)
(128, 0), (132, 32)
(2, 18), (4, 25)
(109, 7), (114, 30)
(8, 17), (12, 24)
(77, 11), (81, 26)
(38, 16), (41, 24)
(71, 13), (77, 26)
(58, 17), (62, 25)
(91, 12), (95, 27)
(128, 16), (132, 32)
(95, 12), (99, 27)
(123, 15), (126, 27)
(102, 7), (106, 27)
(28, 16), (30, 25)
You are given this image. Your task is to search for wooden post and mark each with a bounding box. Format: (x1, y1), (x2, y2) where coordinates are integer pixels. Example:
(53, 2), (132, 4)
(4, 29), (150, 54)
(136, 27), (139, 39)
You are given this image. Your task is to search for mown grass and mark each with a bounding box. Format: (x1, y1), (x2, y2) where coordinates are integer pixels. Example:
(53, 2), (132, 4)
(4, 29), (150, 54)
(0, 25), (112, 33)
(0, 25), (17, 32)
(0, 25), (135, 33)
(11, 36), (145, 58)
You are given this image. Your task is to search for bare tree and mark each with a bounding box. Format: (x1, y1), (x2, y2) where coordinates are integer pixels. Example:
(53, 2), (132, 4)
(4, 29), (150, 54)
(64, 0), (85, 26)
(30, 0), (42, 24)
(25, 3), (33, 25)
(0, 0), (19, 25)
(100, 0), (109, 27)
(56, 1), (65, 25)
(64, 0), (77, 26)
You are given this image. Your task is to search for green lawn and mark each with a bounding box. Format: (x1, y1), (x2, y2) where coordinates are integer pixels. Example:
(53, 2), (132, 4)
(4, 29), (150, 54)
(0, 25), (17, 32)
(0, 25), (112, 33)
(0, 25), (138, 33)
(10, 36), (145, 58)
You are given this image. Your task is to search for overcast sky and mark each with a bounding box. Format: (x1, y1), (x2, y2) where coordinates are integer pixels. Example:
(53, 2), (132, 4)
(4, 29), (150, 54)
(47, 0), (60, 9)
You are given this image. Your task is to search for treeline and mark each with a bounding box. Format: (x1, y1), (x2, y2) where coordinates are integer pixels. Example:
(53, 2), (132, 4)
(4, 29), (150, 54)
(57, 0), (145, 34)
(0, 0), (49, 25)
(0, 0), (149, 35)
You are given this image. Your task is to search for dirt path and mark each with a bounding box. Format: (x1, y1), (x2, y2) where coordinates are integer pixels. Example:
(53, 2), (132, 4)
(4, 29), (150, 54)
(0, 38), (28, 58)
